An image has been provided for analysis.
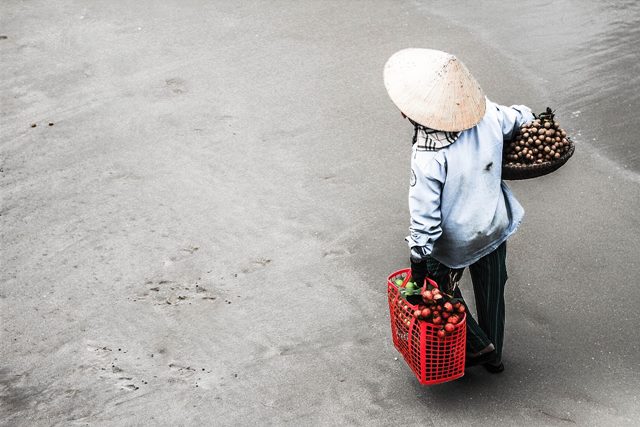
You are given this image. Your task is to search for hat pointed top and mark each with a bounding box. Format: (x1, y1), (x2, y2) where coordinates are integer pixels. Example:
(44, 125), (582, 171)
(384, 48), (486, 132)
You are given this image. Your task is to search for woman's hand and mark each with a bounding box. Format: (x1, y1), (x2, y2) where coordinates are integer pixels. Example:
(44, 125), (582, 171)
(410, 258), (428, 288)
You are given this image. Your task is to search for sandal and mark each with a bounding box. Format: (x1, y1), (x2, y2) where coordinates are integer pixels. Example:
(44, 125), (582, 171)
(465, 350), (498, 367)
(483, 361), (505, 374)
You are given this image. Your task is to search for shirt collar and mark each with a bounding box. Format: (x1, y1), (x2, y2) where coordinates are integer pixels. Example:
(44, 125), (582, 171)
(409, 118), (460, 151)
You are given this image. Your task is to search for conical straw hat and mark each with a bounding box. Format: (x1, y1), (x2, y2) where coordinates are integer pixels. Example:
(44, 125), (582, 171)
(384, 48), (486, 132)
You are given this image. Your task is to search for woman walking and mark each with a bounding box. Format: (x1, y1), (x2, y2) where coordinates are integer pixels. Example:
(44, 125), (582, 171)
(384, 48), (534, 373)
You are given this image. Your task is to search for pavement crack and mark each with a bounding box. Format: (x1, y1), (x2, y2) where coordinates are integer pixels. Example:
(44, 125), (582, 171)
(539, 410), (577, 424)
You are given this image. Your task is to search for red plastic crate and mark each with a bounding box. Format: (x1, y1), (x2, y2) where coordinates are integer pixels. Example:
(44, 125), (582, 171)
(388, 268), (466, 385)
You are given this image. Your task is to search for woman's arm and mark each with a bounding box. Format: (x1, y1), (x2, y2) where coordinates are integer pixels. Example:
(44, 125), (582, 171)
(495, 103), (535, 140)
(407, 153), (447, 285)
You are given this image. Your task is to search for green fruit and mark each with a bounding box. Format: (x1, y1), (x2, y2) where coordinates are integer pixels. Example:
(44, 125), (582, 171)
(394, 279), (403, 286)
(405, 282), (416, 291)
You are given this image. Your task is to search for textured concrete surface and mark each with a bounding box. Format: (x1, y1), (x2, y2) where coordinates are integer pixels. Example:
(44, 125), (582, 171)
(1, 1), (639, 426)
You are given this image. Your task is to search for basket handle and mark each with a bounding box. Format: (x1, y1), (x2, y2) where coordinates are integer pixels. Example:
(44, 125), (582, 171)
(424, 269), (463, 296)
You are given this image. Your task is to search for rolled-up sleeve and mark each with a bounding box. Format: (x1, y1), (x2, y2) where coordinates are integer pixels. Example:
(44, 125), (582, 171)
(407, 153), (446, 257)
(495, 104), (535, 140)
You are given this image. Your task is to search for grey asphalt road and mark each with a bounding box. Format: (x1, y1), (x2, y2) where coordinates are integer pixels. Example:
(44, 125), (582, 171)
(1, 1), (639, 426)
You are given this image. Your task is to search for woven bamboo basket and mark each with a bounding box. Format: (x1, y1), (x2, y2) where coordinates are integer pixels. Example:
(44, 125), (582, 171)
(502, 138), (575, 180)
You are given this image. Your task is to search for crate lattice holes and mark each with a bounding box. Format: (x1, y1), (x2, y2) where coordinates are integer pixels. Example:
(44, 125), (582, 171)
(388, 268), (466, 385)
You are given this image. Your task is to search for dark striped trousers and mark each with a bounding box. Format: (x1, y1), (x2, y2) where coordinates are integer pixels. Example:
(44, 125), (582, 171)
(425, 242), (508, 358)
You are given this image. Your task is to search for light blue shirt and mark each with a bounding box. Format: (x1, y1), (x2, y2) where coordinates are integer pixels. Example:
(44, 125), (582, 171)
(407, 100), (534, 268)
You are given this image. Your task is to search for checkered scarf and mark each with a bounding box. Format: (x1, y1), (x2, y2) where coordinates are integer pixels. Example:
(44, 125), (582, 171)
(409, 118), (460, 151)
